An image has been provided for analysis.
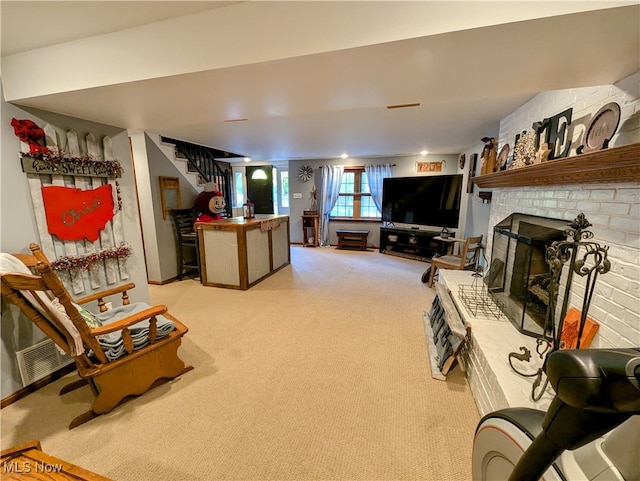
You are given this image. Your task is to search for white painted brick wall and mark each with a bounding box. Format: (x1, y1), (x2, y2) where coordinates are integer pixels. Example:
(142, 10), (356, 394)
(441, 270), (555, 415)
(489, 183), (640, 348)
(498, 72), (640, 159)
(452, 74), (640, 416)
(487, 72), (640, 349)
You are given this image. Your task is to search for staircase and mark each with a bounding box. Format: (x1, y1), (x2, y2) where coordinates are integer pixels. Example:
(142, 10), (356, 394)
(151, 135), (244, 217)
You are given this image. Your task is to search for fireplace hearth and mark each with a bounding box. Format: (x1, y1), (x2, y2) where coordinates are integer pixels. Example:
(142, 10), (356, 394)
(485, 213), (568, 338)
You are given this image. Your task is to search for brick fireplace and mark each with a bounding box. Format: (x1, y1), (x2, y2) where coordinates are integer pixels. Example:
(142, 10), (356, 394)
(457, 74), (639, 415)
(487, 182), (639, 350)
(487, 73), (639, 351)
(458, 176), (639, 416)
(485, 213), (571, 337)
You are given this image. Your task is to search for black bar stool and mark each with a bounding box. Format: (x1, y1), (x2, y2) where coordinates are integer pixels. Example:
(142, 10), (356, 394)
(170, 208), (200, 280)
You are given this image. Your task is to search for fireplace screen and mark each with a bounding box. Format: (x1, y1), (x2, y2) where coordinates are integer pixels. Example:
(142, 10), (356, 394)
(485, 213), (568, 338)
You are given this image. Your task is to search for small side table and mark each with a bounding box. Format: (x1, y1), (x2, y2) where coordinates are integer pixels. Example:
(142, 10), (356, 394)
(302, 214), (319, 247)
(433, 235), (464, 255)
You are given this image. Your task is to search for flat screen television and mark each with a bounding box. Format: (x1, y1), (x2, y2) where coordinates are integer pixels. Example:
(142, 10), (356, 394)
(381, 174), (463, 228)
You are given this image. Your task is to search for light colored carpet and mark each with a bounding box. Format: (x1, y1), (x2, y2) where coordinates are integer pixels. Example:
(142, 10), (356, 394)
(1, 246), (480, 480)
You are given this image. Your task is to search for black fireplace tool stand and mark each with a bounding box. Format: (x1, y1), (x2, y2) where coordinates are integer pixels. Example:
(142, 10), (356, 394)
(508, 213), (611, 401)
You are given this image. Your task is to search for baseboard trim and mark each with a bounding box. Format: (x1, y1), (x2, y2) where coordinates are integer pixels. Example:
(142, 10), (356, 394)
(1, 363), (76, 409)
(148, 277), (178, 285)
(292, 242), (380, 249)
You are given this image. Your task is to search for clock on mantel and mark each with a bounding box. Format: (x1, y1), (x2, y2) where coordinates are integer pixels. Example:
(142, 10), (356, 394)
(472, 143), (640, 188)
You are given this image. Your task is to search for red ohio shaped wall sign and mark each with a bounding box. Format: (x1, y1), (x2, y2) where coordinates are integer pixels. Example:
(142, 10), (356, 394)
(42, 184), (115, 242)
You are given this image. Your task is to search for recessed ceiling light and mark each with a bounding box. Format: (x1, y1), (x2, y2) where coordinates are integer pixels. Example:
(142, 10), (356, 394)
(244, 157), (251, 162)
(341, 153), (349, 159)
(386, 103), (421, 109)
(421, 150), (429, 156)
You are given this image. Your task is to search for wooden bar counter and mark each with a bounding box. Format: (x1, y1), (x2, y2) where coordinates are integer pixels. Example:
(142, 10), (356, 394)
(196, 215), (290, 290)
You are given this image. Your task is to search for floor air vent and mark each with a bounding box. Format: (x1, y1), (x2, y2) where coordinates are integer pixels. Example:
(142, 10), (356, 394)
(16, 339), (73, 387)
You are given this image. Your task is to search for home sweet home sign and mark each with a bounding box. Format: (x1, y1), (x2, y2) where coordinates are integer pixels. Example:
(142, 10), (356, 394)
(17, 124), (130, 296)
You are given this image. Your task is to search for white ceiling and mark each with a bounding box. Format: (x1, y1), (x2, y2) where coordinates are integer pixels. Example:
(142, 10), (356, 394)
(0, 2), (241, 57)
(2, 1), (639, 162)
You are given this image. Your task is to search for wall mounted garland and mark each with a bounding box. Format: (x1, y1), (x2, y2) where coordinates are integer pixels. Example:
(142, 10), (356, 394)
(20, 151), (124, 179)
(50, 242), (132, 273)
(21, 152), (124, 211)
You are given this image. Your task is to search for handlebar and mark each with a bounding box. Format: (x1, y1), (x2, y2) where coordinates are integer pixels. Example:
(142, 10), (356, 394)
(546, 348), (640, 414)
(509, 348), (640, 481)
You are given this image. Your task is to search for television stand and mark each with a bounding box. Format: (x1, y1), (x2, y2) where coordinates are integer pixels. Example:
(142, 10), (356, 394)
(379, 226), (451, 262)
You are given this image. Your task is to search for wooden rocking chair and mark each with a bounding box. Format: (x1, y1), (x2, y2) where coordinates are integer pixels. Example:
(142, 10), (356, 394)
(0, 244), (192, 429)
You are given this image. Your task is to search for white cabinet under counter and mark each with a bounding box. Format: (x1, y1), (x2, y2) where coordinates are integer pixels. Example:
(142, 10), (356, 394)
(196, 215), (290, 290)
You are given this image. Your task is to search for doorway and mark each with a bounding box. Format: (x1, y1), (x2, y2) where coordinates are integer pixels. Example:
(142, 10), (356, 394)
(246, 165), (274, 214)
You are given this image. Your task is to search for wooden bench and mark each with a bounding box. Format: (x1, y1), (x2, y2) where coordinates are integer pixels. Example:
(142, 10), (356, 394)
(1, 440), (112, 480)
(336, 229), (369, 251)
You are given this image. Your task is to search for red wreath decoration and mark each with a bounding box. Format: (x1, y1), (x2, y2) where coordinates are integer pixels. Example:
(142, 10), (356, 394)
(11, 118), (52, 155)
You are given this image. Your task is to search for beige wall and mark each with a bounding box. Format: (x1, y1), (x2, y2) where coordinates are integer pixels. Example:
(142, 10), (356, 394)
(288, 153), (465, 248)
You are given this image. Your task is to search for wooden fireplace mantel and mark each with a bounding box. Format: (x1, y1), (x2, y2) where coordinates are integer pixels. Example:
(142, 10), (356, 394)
(473, 143), (640, 188)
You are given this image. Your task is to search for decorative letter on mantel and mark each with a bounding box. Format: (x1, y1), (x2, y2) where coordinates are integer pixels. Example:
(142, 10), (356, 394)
(532, 108), (573, 160)
(577, 102), (621, 154)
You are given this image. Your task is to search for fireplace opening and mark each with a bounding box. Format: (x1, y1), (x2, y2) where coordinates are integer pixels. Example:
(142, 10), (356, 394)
(485, 214), (568, 338)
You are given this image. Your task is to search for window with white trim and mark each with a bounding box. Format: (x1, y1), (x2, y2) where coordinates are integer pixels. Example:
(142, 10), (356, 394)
(330, 167), (380, 219)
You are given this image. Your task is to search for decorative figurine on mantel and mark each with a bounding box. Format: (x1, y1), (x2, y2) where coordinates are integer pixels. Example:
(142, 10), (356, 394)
(480, 137), (497, 175)
(511, 131), (537, 168)
(533, 142), (552, 164)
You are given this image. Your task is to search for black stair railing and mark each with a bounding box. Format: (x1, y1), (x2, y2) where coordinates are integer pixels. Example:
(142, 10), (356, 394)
(161, 136), (243, 217)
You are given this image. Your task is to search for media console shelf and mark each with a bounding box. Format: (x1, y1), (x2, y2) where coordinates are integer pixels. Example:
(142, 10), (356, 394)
(379, 226), (448, 262)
